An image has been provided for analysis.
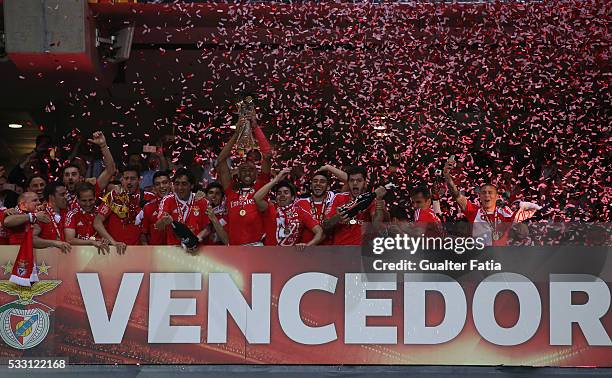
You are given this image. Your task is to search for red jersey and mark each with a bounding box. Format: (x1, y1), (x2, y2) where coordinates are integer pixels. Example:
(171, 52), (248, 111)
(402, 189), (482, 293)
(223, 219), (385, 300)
(65, 207), (97, 240)
(225, 173), (271, 245)
(294, 192), (335, 244)
(38, 204), (66, 241)
(158, 193), (210, 246)
(7, 225), (26, 245)
(463, 200), (515, 246)
(0, 208), (9, 244)
(263, 202), (319, 246)
(327, 192), (377, 246)
(414, 208), (444, 237)
(5, 208), (28, 245)
(139, 199), (165, 245)
(98, 192), (142, 245)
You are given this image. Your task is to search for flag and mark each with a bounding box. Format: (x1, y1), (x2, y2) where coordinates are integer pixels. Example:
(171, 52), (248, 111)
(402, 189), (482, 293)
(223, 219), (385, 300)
(9, 225), (39, 287)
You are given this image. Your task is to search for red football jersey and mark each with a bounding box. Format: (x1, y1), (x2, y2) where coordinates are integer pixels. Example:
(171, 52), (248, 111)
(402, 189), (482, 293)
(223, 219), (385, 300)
(7, 225), (26, 245)
(327, 192), (376, 246)
(140, 199), (165, 245)
(225, 173), (270, 245)
(263, 202), (319, 246)
(414, 208), (444, 237)
(3, 208), (28, 245)
(158, 193), (210, 245)
(463, 200), (515, 246)
(98, 192), (142, 245)
(65, 207), (97, 240)
(294, 192), (335, 244)
(414, 208), (441, 223)
(38, 205), (66, 241)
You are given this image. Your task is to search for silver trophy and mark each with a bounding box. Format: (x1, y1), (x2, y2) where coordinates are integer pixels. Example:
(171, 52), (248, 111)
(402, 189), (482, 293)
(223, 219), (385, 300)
(235, 96), (257, 155)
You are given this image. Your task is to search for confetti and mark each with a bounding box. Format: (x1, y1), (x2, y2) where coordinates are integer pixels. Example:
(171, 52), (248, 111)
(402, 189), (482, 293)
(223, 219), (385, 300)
(42, 1), (609, 222)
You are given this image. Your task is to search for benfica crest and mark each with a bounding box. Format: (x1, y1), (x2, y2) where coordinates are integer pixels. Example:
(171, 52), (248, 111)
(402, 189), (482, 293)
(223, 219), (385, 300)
(0, 279), (61, 349)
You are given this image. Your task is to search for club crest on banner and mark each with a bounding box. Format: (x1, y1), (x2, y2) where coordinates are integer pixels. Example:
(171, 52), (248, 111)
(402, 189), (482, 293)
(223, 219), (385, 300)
(0, 262), (60, 350)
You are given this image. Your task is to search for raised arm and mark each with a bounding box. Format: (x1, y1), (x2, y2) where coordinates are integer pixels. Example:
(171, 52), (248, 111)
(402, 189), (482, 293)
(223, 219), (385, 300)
(218, 119), (244, 163)
(216, 118), (245, 189)
(248, 112), (272, 175)
(431, 183), (442, 215)
(89, 131), (116, 190)
(318, 164), (348, 183)
(443, 159), (467, 212)
(261, 151), (272, 176)
(253, 168), (291, 212)
(372, 186), (388, 224)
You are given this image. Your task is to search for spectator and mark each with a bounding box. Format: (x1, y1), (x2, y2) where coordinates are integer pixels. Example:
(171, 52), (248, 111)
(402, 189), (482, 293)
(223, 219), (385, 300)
(140, 149), (169, 191)
(8, 134), (59, 188)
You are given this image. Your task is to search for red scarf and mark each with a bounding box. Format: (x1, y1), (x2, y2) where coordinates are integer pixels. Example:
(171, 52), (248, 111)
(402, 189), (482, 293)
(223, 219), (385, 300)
(10, 224), (39, 287)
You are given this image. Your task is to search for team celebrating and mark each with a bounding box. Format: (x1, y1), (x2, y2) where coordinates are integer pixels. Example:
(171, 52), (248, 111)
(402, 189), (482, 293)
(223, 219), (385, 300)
(0, 109), (542, 253)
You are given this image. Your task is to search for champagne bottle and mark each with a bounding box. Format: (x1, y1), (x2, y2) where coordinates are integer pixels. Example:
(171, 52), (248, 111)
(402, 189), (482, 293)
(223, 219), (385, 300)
(171, 221), (199, 250)
(341, 192), (377, 219)
(340, 183), (395, 219)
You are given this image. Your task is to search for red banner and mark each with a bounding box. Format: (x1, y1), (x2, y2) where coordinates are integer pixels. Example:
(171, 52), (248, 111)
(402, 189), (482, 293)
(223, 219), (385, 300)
(0, 246), (610, 365)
